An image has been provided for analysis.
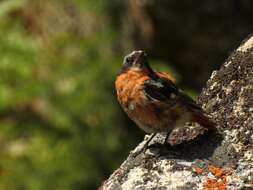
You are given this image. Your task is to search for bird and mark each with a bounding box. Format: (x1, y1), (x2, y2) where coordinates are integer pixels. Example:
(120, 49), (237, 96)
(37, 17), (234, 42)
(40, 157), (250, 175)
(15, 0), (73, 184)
(115, 50), (216, 151)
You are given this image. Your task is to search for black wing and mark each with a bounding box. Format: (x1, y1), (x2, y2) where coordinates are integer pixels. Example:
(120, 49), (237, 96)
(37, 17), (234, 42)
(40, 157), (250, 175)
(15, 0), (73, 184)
(144, 77), (202, 111)
(144, 77), (179, 103)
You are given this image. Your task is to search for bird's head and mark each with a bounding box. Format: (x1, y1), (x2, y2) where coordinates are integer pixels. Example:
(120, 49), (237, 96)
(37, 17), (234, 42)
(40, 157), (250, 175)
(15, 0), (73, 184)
(121, 50), (153, 74)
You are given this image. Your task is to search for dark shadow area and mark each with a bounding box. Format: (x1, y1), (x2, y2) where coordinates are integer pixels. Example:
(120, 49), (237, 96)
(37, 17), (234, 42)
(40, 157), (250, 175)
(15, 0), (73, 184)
(148, 132), (225, 166)
(130, 0), (253, 90)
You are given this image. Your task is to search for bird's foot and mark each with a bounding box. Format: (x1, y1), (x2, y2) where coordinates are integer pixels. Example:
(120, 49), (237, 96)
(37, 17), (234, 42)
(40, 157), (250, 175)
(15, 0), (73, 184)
(144, 142), (171, 157)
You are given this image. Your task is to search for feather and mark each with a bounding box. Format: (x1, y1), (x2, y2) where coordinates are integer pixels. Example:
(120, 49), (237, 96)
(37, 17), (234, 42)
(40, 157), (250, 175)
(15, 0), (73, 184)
(144, 76), (178, 106)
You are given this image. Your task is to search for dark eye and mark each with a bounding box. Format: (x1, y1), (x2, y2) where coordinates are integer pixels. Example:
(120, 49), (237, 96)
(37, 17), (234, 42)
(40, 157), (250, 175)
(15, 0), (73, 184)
(126, 57), (131, 63)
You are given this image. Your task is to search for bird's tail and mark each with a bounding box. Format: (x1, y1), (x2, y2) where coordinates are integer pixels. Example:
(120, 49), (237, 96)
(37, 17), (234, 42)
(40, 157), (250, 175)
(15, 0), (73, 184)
(191, 112), (217, 131)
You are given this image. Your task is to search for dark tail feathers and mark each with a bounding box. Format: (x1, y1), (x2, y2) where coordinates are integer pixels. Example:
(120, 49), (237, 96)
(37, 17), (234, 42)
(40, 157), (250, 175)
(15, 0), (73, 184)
(191, 113), (217, 131)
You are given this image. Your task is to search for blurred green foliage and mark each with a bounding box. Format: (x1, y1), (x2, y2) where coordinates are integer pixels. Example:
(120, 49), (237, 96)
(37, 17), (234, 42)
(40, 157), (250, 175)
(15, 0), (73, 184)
(0, 0), (144, 189)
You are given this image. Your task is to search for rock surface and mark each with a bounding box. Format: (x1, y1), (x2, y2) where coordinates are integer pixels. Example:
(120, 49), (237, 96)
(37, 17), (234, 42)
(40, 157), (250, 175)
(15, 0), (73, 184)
(101, 35), (253, 190)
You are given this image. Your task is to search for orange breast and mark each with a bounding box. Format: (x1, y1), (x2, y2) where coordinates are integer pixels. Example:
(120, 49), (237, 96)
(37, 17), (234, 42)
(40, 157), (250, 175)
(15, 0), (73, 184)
(115, 70), (169, 133)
